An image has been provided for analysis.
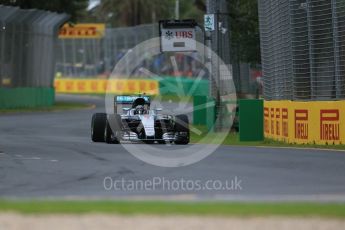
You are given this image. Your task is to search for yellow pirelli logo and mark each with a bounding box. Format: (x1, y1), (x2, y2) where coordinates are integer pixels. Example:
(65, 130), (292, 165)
(320, 110), (340, 141)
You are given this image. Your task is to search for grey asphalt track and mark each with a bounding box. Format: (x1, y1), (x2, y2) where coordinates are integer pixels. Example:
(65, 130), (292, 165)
(1, 94), (345, 201)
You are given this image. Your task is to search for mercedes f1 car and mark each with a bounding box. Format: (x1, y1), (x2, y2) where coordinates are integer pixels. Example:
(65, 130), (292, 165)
(91, 95), (190, 144)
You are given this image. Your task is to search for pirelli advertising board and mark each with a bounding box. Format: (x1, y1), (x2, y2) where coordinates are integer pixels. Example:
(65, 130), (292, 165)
(59, 23), (105, 39)
(54, 79), (159, 95)
(264, 100), (345, 145)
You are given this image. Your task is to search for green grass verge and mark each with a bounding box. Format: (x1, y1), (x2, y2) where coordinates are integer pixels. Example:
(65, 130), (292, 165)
(0, 200), (344, 217)
(0, 102), (93, 114)
(190, 126), (345, 150)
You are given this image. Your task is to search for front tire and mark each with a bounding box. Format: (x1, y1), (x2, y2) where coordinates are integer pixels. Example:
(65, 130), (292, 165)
(104, 114), (122, 144)
(91, 113), (107, 142)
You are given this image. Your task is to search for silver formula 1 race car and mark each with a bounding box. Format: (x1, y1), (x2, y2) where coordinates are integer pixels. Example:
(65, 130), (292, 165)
(91, 95), (190, 144)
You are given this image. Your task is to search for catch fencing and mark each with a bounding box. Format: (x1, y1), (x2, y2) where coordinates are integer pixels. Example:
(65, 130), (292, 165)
(258, 0), (345, 100)
(56, 23), (205, 78)
(55, 22), (257, 96)
(0, 5), (69, 88)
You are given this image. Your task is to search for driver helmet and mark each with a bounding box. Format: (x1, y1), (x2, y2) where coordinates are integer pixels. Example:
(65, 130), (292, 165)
(135, 105), (145, 115)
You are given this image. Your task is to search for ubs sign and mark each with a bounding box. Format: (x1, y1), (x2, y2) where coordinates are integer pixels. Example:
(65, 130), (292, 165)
(159, 20), (197, 52)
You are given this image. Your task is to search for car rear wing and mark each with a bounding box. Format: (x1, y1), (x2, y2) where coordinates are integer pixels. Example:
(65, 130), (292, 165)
(114, 95), (151, 113)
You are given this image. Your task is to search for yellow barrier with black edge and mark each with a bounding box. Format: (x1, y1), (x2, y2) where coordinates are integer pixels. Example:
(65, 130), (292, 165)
(54, 79), (159, 95)
(264, 100), (345, 145)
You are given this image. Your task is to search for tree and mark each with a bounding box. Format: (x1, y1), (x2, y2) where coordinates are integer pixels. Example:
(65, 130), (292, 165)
(175, 0), (261, 64)
(93, 0), (205, 27)
(94, 0), (171, 27)
(228, 0), (261, 64)
(179, 0), (205, 23)
(0, 0), (88, 22)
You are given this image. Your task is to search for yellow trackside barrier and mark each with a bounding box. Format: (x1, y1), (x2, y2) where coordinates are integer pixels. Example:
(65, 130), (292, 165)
(264, 100), (345, 145)
(54, 79), (159, 95)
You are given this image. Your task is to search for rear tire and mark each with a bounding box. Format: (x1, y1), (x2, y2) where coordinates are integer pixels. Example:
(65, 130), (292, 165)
(91, 113), (107, 142)
(174, 114), (190, 145)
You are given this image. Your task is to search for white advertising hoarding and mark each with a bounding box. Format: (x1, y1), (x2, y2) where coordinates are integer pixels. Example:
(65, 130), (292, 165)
(160, 28), (196, 52)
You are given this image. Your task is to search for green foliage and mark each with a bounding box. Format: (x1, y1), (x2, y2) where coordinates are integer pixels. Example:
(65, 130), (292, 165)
(94, 0), (170, 26)
(178, 0), (205, 24)
(229, 0), (261, 64)
(0, 0), (88, 22)
(94, 0), (205, 27)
